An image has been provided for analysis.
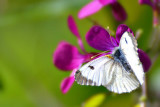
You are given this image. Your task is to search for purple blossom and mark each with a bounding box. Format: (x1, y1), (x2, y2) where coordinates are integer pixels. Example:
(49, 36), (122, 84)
(78, 0), (127, 21)
(53, 16), (94, 94)
(139, 0), (160, 26)
(86, 24), (151, 72)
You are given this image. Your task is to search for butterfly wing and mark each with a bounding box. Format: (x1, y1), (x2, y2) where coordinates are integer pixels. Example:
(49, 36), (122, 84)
(119, 32), (144, 85)
(75, 55), (140, 93)
(105, 62), (139, 93)
(75, 56), (113, 86)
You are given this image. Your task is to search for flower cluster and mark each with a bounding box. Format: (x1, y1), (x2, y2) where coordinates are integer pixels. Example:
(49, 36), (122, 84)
(53, 15), (151, 94)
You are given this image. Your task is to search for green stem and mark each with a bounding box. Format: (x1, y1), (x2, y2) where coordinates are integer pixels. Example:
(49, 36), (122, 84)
(140, 75), (147, 107)
(140, 23), (160, 107)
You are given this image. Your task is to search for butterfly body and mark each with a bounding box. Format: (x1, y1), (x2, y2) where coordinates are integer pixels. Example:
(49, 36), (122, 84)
(112, 48), (132, 73)
(75, 32), (144, 94)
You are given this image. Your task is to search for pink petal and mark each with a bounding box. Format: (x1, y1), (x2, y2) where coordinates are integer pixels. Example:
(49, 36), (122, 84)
(68, 15), (80, 38)
(60, 76), (75, 94)
(53, 41), (84, 71)
(111, 2), (127, 21)
(68, 15), (86, 53)
(78, 0), (103, 19)
(116, 24), (134, 43)
(86, 26), (118, 51)
(138, 49), (151, 72)
(99, 0), (117, 5)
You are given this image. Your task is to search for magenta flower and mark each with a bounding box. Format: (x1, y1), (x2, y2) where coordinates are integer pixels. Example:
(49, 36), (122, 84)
(53, 16), (94, 94)
(86, 24), (151, 72)
(54, 16), (151, 94)
(139, 0), (160, 26)
(78, 0), (127, 21)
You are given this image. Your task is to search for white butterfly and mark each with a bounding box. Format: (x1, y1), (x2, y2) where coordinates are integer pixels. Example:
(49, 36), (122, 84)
(74, 31), (144, 94)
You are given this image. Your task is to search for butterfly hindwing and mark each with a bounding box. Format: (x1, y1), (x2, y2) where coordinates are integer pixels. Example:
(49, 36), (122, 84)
(105, 62), (140, 93)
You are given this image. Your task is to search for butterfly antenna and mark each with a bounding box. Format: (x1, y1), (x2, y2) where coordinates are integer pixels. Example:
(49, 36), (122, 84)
(91, 51), (109, 59)
(106, 26), (115, 47)
(110, 35), (115, 47)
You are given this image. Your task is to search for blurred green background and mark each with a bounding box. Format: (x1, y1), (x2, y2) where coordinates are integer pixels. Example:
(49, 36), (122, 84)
(0, 0), (159, 107)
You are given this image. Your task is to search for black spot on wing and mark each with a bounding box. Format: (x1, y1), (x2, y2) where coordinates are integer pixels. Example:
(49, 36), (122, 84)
(125, 38), (128, 44)
(88, 65), (94, 70)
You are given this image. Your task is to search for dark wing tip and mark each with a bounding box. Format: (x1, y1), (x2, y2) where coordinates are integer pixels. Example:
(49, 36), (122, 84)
(74, 70), (81, 81)
(75, 70), (97, 86)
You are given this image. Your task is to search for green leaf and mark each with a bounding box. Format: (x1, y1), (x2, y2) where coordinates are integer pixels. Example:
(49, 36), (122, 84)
(134, 104), (141, 107)
(83, 93), (106, 107)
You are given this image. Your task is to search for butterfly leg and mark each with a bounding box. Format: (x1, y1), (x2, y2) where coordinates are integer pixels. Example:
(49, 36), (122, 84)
(105, 55), (114, 59)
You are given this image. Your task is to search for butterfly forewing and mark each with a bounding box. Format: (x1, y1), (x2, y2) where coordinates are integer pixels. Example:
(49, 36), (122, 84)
(119, 32), (144, 85)
(75, 56), (112, 86)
